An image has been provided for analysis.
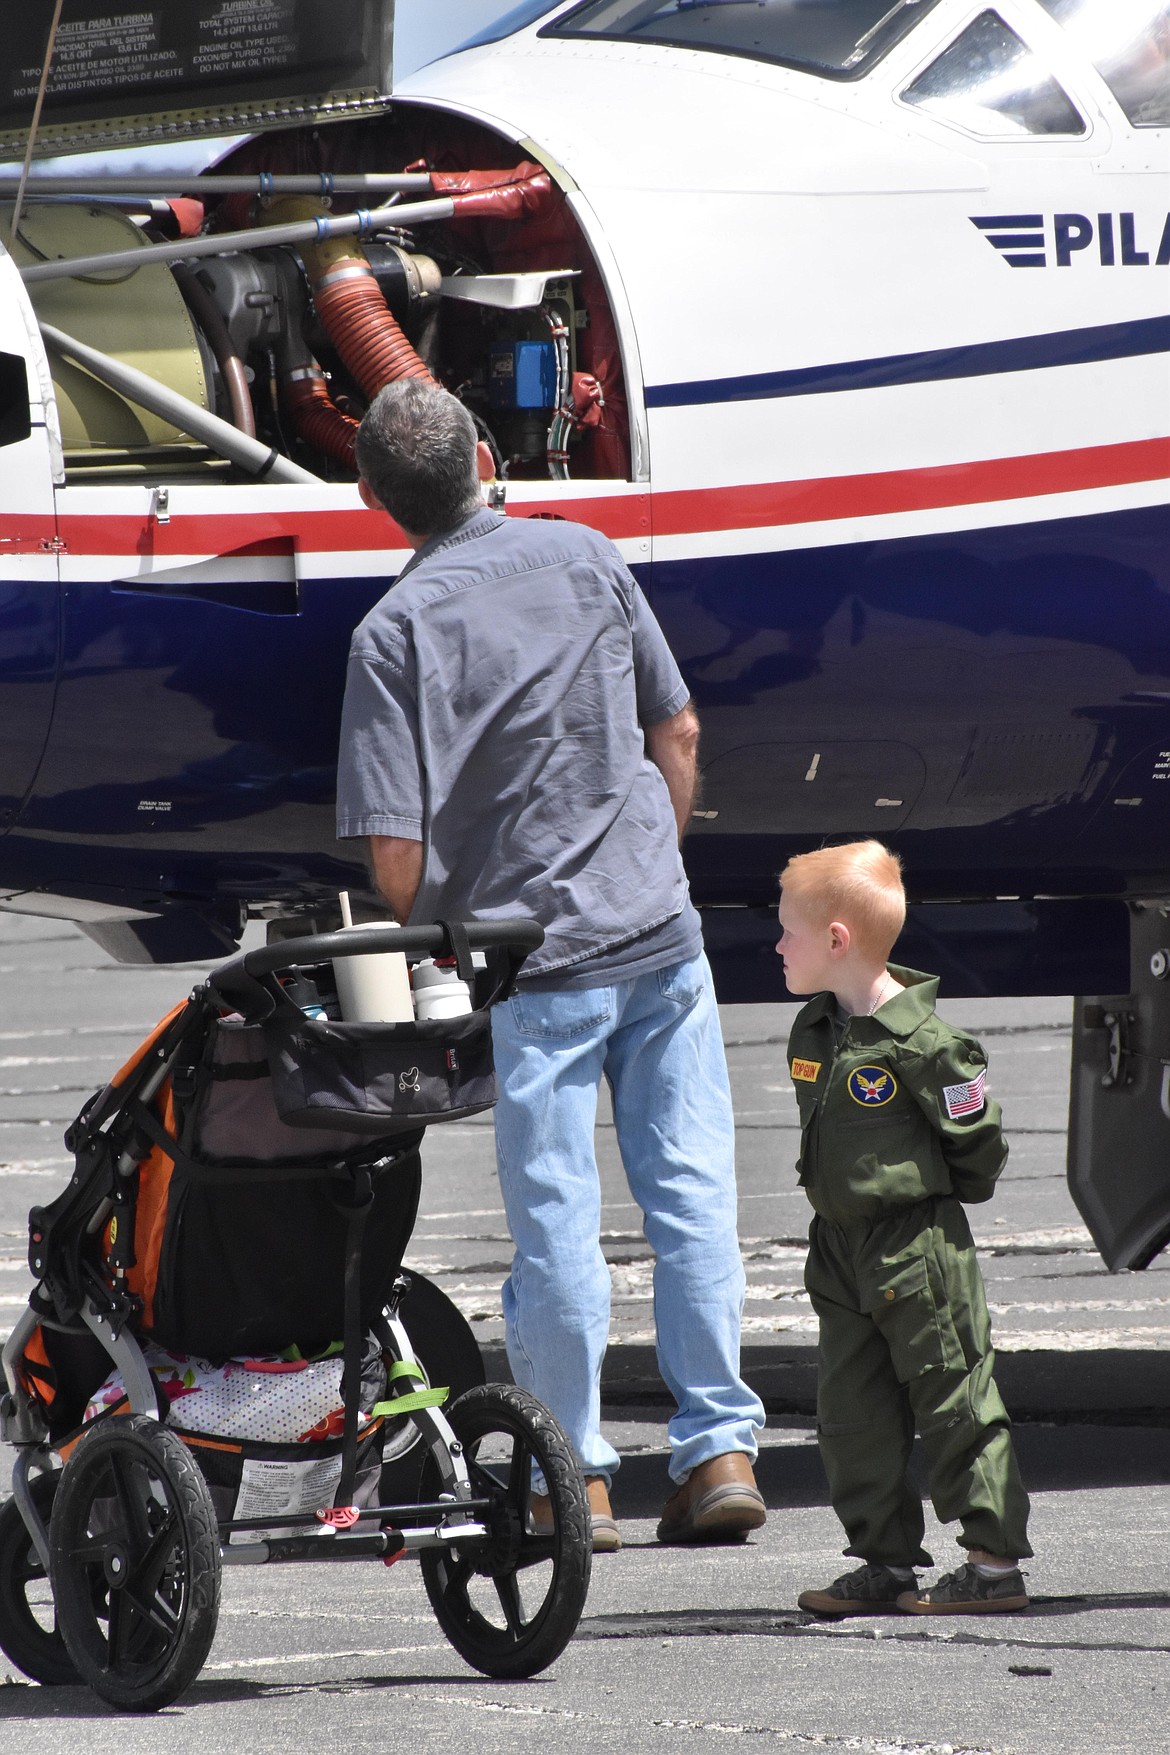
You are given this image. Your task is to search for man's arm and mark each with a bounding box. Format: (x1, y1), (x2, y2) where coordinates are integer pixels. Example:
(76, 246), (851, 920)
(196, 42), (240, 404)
(369, 834), (424, 923)
(644, 701), (700, 843)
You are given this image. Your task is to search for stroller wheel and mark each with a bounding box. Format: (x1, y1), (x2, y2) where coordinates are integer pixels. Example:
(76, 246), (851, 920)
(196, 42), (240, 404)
(0, 1468), (80, 1685)
(420, 1384), (591, 1679)
(49, 1413), (221, 1712)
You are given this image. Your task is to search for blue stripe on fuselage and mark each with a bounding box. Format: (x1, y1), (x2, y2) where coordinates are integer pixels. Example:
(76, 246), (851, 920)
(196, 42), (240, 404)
(644, 314), (1170, 409)
(652, 499), (1170, 900)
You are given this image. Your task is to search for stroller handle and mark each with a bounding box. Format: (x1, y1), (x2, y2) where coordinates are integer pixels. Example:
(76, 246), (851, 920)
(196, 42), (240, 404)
(205, 917), (545, 1018)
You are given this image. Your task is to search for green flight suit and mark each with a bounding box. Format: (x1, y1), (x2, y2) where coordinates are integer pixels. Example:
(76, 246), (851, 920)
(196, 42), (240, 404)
(788, 966), (1031, 1566)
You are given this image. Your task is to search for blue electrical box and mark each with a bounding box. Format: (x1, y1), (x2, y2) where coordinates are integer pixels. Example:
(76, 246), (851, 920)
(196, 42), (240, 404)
(488, 341), (558, 410)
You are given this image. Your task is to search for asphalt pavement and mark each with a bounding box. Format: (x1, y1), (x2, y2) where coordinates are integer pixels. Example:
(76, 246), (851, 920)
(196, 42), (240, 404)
(1, 913), (1167, 1753)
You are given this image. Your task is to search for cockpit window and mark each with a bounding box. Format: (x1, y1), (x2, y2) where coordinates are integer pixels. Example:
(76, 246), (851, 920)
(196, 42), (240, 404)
(902, 11), (1086, 136)
(453, 0), (570, 55)
(1036, 0), (1170, 127)
(542, 0), (945, 81)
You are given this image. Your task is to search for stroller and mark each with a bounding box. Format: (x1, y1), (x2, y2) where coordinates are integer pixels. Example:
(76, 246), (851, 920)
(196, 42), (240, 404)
(0, 920), (591, 1712)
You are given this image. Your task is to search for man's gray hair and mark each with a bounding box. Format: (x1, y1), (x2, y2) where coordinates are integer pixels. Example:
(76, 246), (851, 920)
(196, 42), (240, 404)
(356, 379), (482, 536)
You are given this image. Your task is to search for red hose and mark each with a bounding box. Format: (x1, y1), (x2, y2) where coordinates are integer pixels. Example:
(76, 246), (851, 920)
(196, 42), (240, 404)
(313, 263), (434, 399)
(425, 161), (554, 221)
(282, 372), (359, 467)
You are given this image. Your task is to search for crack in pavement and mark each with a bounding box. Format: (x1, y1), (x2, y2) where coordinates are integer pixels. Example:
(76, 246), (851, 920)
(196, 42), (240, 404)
(578, 1600), (1170, 1657)
(457, 1697), (993, 1751)
(4, 1646), (992, 1753)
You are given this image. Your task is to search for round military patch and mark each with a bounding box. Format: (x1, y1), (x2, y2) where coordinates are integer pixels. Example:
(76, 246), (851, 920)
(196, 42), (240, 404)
(847, 1065), (897, 1107)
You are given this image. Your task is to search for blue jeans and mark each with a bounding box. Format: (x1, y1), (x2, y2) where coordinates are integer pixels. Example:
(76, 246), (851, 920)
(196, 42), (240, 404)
(491, 952), (764, 1485)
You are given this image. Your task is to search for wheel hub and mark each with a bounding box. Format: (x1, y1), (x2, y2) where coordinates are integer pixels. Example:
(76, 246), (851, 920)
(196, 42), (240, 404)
(102, 1543), (130, 1589)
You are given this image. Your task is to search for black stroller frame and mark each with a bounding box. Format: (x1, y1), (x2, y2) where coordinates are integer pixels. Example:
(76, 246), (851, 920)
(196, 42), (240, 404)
(0, 920), (591, 1711)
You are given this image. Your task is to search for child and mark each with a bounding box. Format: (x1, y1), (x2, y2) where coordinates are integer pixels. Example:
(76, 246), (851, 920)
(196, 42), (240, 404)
(777, 840), (1031, 1617)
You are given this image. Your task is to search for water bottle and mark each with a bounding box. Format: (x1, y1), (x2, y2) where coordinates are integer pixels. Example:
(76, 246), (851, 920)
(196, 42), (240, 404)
(284, 973), (328, 1021)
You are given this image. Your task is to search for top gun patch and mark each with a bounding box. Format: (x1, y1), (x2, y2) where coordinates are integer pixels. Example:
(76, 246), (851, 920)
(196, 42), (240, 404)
(791, 1058), (821, 1083)
(847, 1066), (897, 1106)
(942, 1068), (986, 1119)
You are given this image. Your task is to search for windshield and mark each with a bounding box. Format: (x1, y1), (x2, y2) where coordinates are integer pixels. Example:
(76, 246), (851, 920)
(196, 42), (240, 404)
(452, 1), (571, 55)
(1036, 0), (1170, 126)
(542, 0), (944, 79)
(903, 12), (1086, 136)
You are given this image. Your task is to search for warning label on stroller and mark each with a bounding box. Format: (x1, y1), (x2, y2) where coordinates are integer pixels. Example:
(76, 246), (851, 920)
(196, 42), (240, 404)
(231, 1455), (344, 1542)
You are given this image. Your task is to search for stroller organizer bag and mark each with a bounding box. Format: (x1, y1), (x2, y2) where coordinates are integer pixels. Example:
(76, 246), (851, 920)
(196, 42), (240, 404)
(0, 919), (592, 1713)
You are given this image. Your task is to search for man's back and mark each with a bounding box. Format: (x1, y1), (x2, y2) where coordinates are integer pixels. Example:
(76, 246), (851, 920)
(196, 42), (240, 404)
(337, 509), (693, 977)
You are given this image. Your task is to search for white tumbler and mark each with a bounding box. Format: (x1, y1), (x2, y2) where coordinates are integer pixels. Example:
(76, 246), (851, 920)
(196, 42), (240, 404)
(332, 902), (414, 1023)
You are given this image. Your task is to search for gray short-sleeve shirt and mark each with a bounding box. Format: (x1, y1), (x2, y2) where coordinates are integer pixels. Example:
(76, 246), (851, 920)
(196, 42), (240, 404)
(336, 507), (701, 981)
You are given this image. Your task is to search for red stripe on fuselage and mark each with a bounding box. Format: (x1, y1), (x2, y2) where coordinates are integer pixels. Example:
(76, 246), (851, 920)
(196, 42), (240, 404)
(651, 436), (1170, 535)
(46, 494), (652, 556)
(3, 438), (1165, 558)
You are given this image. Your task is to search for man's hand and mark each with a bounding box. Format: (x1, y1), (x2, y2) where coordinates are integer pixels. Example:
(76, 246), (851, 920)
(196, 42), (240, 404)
(645, 701), (701, 842)
(369, 835), (424, 922)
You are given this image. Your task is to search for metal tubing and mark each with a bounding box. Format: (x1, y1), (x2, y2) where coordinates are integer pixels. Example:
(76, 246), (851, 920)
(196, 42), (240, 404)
(400, 1522), (488, 1548)
(378, 1307), (473, 1493)
(1, 1303), (40, 1403)
(38, 322), (321, 485)
(220, 1522), (489, 1564)
(2, 173), (432, 198)
(172, 263), (257, 439)
(115, 1052), (178, 1175)
(83, 1037), (187, 1238)
(208, 917), (543, 1018)
(223, 1496), (491, 1534)
(242, 917), (543, 978)
(234, 1531), (397, 1562)
(10, 1450), (56, 1573)
(79, 1302), (158, 1416)
(19, 195), (457, 286)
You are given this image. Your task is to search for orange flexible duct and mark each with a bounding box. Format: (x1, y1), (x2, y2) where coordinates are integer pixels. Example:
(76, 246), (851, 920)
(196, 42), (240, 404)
(282, 370), (359, 468)
(312, 265), (434, 397)
(265, 197), (435, 405)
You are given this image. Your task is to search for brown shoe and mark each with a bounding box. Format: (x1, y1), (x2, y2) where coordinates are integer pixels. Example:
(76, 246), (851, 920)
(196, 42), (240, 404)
(656, 1452), (766, 1545)
(798, 1563), (913, 1618)
(531, 1474), (620, 1553)
(896, 1563), (1029, 1615)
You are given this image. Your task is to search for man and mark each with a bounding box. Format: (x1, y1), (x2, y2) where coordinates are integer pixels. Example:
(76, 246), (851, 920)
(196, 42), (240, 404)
(336, 380), (765, 1551)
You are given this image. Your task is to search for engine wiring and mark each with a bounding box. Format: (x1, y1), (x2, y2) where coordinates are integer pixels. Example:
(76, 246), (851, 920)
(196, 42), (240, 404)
(544, 303), (572, 481)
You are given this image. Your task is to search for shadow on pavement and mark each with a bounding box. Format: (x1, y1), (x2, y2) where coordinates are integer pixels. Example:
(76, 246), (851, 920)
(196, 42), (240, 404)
(604, 1417), (1170, 1520)
(582, 1341), (1170, 1430)
(0, 1669), (500, 1720)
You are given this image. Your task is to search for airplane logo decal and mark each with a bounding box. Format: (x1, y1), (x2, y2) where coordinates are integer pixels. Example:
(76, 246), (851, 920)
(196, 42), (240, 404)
(847, 1066), (898, 1107)
(971, 213), (1170, 269)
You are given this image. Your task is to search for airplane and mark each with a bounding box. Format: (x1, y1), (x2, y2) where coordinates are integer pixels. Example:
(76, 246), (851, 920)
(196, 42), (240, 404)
(0, 0), (1167, 1270)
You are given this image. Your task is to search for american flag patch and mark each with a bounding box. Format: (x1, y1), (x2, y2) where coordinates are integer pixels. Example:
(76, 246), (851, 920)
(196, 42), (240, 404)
(943, 1069), (986, 1119)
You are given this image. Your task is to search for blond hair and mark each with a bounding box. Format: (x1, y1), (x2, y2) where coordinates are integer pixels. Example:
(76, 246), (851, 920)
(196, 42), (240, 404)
(779, 840), (906, 961)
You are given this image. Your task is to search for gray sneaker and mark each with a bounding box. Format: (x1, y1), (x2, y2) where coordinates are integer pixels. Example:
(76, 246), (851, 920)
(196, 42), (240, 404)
(897, 1562), (1029, 1615)
(798, 1563), (915, 1618)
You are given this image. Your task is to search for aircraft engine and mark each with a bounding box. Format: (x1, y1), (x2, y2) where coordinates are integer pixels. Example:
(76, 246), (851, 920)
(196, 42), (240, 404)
(9, 114), (630, 489)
